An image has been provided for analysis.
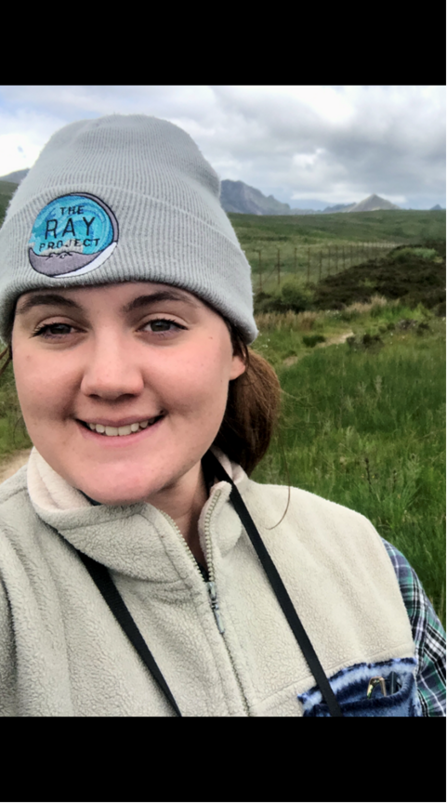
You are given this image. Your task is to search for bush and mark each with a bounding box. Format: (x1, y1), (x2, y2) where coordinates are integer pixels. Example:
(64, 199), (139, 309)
(254, 279), (314, 314)
(347, 333), (384, 351)
(390, 247), (438, 263)
(303, 334), (326, 348)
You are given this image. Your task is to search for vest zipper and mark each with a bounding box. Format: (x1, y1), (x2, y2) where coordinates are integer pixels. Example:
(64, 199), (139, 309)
(203, 490), (250, 716)
(160, 492), (250, 716)
(202, 492), (227, 632)
(206, 580), (225, 634)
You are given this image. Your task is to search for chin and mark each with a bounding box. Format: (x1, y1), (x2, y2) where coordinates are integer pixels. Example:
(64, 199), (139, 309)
(86, 484), (152, 507)
(72, 472), (156, 507)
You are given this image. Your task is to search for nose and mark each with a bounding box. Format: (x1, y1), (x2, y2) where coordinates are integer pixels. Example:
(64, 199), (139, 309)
(80, 335), (145, 400)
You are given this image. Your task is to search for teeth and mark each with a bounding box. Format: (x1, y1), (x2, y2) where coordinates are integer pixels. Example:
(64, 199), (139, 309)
(85, 417), (160, 436)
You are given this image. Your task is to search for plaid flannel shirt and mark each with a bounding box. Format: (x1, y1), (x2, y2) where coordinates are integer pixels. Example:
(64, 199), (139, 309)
(86, 493), (445, 716)
(382, 538), (446, 717)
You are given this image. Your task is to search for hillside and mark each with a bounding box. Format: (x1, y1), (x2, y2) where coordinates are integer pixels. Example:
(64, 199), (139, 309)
(220, 180), (292, 215)
(0, 180), (18, 225)
(310, 243), (446, 314)
(340, 194), (400, 213)
(229, 209), (447, 247)
(0, 169), (29, 184)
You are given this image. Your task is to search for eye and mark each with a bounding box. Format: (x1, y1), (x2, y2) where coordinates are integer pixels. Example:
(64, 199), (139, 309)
(33, 322), (75, 338)
(142, 318), (186, 334)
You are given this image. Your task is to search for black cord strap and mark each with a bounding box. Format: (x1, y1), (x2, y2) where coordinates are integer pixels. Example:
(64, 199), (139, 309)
(76, 451), (342, 717)
(77, 550), (182, 717)
(205, 452), (343, 717)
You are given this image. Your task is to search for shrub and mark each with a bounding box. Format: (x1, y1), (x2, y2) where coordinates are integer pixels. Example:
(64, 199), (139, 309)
(303, 334), (326, 348)
(347, 333), (384, 351)
(390, 247), (438, 263)
(254, 279), (314, 315)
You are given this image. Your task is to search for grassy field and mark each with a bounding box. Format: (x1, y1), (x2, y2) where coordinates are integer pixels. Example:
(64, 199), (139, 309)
(250, 300), (446, 626)
(229, 209), (447, 247)
(0, 361), (32, 456)
(228, 209), (446, 291)
(0, 189), (444, 624)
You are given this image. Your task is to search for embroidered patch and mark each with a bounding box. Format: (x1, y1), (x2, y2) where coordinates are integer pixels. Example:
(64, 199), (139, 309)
(297, 657), (423, 717)
(28, 193), (119, 277)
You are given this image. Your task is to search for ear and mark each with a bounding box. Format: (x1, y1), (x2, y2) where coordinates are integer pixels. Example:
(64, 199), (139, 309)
(230, 352), (246, 380)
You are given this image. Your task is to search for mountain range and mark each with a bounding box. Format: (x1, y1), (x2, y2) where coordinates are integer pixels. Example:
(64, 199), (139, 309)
(0, 170), (443, 216)
(220, 180), (401, 215)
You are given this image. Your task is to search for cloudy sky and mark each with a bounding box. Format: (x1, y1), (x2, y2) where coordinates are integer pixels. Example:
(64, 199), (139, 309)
(0, 85), (445, 210)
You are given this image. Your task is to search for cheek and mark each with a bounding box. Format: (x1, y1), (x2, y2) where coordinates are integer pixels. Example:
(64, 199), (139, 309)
(163, 344), (231, 416)
(13, 350), (72, 423)
(13, 351), (39, 411)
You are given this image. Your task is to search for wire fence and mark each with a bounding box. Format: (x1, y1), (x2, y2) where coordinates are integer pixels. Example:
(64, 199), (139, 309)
(247, 241), (404, 293)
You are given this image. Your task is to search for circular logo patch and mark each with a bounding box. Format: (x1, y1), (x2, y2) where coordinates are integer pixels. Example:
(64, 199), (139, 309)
(28, 193), (119, 277)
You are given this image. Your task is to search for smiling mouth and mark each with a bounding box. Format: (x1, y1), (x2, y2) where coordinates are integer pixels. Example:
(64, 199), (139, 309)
(79, 415), (164, 436)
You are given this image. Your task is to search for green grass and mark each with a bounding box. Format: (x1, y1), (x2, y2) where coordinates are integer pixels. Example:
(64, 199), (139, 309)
(230, 209), (447, 247)
(251, 307), (446, 626)
(0, 363), (31, 455)
(228, 210), (446, 290)
(0, 180), (17, 225)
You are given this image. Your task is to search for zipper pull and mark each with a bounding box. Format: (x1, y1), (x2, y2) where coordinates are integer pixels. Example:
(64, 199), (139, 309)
(206, 581), (225, 634)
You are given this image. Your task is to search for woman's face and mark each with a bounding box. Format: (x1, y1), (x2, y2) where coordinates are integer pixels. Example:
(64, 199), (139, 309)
(11, 282), (246, 507)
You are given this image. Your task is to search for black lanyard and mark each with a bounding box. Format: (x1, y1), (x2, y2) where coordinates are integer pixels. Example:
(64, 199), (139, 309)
(77, 451), (342, 717)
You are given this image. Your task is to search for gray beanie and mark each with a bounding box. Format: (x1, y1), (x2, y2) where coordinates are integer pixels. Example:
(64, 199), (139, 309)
(0, 114), (258, 344)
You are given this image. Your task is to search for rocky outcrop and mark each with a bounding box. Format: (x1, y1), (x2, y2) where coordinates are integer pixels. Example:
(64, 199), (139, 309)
(220, 180), (292, 215)
(344, 194), (400, 212)
(0, 169), (29, 184)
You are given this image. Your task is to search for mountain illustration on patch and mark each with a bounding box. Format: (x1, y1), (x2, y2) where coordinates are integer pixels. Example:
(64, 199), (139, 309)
(28, 193), (119, 277)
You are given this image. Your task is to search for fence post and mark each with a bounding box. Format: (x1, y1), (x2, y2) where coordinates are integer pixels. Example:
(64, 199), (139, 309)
(258, 250), (262, 292)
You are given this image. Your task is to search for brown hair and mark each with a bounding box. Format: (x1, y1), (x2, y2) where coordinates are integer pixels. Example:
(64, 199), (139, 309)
(214, 321), (282, 477)
(0, 345), (11, 377)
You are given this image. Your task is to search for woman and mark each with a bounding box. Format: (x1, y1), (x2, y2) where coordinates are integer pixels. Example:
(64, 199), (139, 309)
(0, 115), (444, 717)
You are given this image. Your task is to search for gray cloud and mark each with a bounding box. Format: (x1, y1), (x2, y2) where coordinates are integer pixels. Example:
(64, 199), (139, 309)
(0, 85), (444, 208)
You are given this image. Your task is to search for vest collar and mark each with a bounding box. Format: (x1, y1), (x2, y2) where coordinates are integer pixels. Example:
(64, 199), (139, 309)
(26, 446), (249, 582)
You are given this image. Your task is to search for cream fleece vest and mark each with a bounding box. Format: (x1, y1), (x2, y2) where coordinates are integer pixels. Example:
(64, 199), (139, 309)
(0, 448), (419, 716)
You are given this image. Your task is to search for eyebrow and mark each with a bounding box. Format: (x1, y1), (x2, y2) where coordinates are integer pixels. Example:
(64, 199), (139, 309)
(123, 291), (200, 313)
(16, 294), (81, 315)
(16, 289), (200, 316)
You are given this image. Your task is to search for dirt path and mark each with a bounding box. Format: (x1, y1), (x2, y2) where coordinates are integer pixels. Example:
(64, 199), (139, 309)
(317, 330), (354, 348)
(0, 448), (32, 483)
(283, 330), (354, 367)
